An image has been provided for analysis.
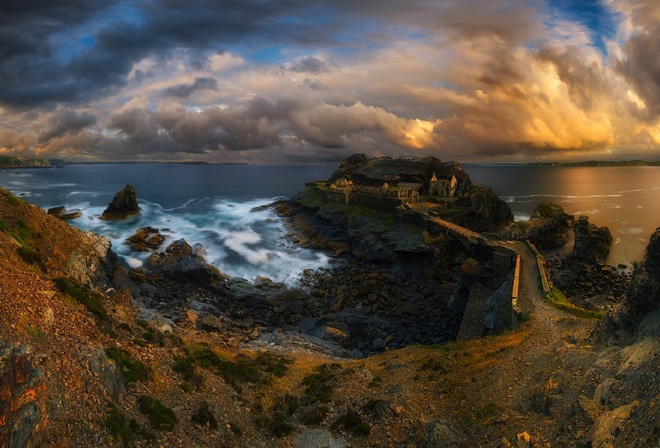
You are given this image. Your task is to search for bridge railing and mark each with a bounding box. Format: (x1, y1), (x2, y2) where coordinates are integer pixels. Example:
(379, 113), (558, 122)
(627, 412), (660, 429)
(526, 240), (552, 293)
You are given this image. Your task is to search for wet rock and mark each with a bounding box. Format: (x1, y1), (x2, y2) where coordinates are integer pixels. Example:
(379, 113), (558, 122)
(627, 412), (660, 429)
(145, 239), (228, 292)
(126, 227), (167, 252)
(100, 184), (139, 220)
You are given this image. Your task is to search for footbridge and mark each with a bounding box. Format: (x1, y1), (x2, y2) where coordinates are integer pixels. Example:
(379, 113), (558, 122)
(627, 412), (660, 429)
(408, 209), (541, 340)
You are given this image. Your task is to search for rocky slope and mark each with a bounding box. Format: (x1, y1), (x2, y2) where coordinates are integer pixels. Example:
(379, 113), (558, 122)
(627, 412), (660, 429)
(0, 180), (658, 447)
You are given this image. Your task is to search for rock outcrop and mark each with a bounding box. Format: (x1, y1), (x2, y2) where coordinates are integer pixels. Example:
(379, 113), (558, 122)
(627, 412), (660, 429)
(327, 153), (472, 195)
(47, 206), (82, 220)
(0, 341), (47, 448)
(100, 184), (139, 220)
(602, 227), (660, 336)
(451, 187), (513, 232)
(499, 202), (572, 249)
(550, 216), (621, 309)
(145, 239), (228, 291)
(571, 215), (613, 264)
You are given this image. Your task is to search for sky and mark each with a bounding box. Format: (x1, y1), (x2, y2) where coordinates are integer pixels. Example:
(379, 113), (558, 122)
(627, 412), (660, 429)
(1, 0), (660, 164)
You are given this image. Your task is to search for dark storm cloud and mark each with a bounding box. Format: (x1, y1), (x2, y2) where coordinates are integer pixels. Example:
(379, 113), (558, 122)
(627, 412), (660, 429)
(616, 1), (660, 119)
(0, 0), (335, 109)
(161, 77), (218, 98)
(37, 108), (97, 143)
(288, 57), (331, 73)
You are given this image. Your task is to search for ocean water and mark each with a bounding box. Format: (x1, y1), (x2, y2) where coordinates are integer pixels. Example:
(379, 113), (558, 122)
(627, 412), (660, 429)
(467, 165), (660, 266)
(1, 164), (658, 281)
(0, 164), (335, 284)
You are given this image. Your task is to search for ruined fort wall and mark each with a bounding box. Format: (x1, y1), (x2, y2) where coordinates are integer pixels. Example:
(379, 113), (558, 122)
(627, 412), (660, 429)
(350, 193), (401, 211)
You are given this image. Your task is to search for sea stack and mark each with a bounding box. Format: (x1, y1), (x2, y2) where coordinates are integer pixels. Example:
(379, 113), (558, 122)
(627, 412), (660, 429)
(100, 184), (140, 220)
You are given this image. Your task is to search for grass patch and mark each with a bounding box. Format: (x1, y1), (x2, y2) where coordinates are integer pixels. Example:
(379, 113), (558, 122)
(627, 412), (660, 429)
(104, 403), (153, 447)
(546, 287), (605, 320)
(106, 347), (151, 384)
(176, 344), (290, 393)
(53, 277), (107, 320)
(138, 395), (177, 431)
(301, 364), (342, 404)
(26, 325), (44, 339)
(5, 193), (22, 206)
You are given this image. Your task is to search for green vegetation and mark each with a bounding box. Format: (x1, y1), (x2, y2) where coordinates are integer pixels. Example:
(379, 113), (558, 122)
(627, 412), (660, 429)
(138, 395), (177, 431)
(331, 408), (371, 436)
(191, 402), (218, 430)
(104, 403), (153, 446)
(26, 325), (45, 339)
(173, 344), (292, 393)
(345, 204), (395, 226)
(0, 155), (50, 168)
(301, 364), (341, 403)
(546, 287), (605, 320)
(53, 277), (107, 320)
(105, 347), (151, 384)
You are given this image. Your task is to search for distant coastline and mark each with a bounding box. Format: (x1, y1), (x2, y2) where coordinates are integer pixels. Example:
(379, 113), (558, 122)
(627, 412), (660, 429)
(0, 157), (250, 168)
(525, 160), (660, 167)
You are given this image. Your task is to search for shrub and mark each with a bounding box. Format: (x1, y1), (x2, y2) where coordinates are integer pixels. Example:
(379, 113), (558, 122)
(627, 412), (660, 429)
(301, 364), (338, 403)
(104, 403), (153, 447)
(53, 277), (107, 320)
(105, 347), (151, 384)
(138, 395), (177, 431)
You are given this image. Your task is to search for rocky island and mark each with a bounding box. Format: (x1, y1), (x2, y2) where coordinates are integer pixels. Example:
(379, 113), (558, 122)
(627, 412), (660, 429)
(0, 155), (658, 447)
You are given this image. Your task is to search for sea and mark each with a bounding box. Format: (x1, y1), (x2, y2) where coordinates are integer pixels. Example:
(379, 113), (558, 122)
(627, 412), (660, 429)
(1, 164), (658, 283)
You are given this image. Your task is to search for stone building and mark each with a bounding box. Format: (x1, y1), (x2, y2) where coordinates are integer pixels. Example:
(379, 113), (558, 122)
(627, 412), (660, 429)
(429, 173), (457, 197)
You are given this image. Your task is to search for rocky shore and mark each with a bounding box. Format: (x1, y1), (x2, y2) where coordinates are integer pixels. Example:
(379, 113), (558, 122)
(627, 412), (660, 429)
(1, 154), (658, 447)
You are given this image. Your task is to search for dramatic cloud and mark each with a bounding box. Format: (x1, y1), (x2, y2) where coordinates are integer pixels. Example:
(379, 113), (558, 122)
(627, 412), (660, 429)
(1, 0), (660, 163)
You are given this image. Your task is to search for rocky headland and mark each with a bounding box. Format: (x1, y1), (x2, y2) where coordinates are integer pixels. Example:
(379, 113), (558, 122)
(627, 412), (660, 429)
(0, 154), (658, 447)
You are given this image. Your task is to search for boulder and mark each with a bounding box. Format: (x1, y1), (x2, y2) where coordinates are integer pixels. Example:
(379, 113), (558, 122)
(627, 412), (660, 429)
(100, 184), (139, 220)
(126, 227), (167, 252)
(145, 239), (228, 291)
